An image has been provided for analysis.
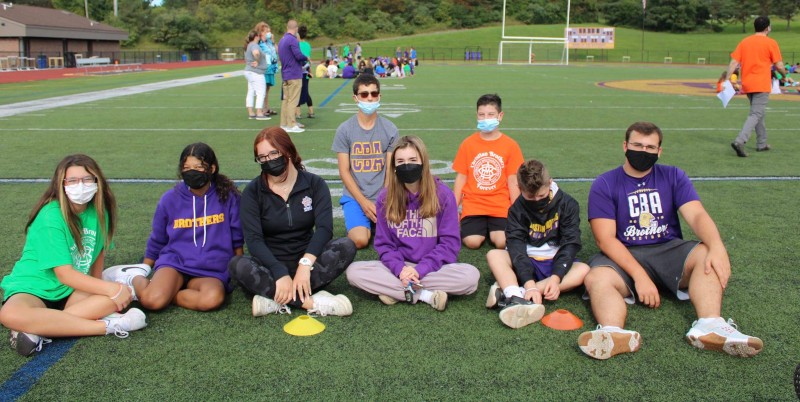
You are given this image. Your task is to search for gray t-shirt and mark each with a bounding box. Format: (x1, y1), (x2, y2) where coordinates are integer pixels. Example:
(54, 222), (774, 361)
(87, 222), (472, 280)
(332, 114), (399, 201)
(244, 42), (266, 75)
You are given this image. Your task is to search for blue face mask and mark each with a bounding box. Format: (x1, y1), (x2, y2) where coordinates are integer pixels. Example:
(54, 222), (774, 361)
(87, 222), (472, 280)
(477, 118), (499, 133)
(358, 101), (380, 115)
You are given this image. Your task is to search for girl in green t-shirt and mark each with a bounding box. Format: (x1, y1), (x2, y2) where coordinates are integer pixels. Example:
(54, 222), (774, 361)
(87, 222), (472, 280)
(0, 154), (147, 357)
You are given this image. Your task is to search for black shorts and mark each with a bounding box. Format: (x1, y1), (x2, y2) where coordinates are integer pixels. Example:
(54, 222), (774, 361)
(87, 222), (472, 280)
(460, 216), (507, 239)
(588, 238), (699, 304)
(9, 293), (69, 310)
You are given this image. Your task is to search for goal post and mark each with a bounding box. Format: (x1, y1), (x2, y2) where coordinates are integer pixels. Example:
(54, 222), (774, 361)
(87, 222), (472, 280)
(499, 0), (571, 65)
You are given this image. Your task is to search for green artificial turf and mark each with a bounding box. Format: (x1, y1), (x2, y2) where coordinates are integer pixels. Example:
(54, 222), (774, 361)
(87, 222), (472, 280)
(0, 62), (798, 400)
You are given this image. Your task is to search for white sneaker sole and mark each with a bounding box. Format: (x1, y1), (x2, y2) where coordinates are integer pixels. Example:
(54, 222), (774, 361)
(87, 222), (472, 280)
(578, 329), (641, 360)
(686, 333), (763, 357)
(499, 303), (544, 329)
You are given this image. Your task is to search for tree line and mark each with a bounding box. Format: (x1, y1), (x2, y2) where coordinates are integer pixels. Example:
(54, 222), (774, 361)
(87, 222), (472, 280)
(13, 0), (800, 50)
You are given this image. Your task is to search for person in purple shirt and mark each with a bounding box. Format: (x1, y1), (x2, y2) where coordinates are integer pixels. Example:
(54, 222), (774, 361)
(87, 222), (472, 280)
(346, 136), (479, 311)
(103, 143), (244, 312)
(277, 19), (308, 133)
(578, 122), (763, 360)
(341, 61), (356, 79)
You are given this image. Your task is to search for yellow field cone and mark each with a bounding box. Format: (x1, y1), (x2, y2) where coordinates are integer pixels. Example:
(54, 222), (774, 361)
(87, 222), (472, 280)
(283, 315), (325, 336)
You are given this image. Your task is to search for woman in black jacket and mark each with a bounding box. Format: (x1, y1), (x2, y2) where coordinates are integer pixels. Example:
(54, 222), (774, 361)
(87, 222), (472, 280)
(229, 127), (356, 317)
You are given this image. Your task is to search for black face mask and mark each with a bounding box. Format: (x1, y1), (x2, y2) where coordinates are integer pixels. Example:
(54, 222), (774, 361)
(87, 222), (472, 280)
(395, 163), (423, 184)
(261, 156), (288, 177)
(524, 197), (550, 212)
(181, 170), (210, 189)
(625, 149), (659, 172)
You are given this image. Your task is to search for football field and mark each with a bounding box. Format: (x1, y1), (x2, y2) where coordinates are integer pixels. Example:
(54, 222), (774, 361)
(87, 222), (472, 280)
(0, 62), (798, 400)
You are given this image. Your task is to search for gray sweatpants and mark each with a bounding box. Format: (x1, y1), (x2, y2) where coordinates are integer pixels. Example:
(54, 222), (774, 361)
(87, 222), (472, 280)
(346, 261), (480, 303)
(734, 92), (769, 148)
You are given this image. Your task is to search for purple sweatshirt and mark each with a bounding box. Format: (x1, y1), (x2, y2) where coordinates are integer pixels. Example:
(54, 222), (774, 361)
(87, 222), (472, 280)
(278, 32), (307, 81)
(374, 178), (460, 279)
(145, 182), (243, 284)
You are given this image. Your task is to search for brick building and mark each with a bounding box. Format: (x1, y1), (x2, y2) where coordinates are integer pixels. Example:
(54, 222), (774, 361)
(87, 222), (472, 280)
(0, 2), (128, 58)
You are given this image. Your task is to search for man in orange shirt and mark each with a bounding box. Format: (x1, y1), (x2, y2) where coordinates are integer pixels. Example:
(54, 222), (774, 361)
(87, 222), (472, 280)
(727, 16), (793, 157)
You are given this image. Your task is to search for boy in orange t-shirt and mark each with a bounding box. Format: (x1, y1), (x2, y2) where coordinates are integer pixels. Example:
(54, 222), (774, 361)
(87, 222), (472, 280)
(453, 94), (524, 250)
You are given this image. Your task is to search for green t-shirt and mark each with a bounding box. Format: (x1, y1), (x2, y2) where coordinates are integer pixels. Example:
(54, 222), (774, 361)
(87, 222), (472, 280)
(1, 201), (106, 301)
(299, 41), (311, 58)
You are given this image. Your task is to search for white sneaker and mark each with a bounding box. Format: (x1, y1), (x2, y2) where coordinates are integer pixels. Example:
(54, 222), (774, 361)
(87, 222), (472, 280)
(428, 290), (448, 311)
(498, 301), (545, 329)
(309, 291), (352, 316)
(578, 325), (641, 360)
(377, 295), (398, 305)
(252, 295), (292, 317)
(9, 330), (51, 357)
(686, 318), (763, 357)
(485, 282), (501, 308)
(102, 264), (151, 301)
(284, 125), (305, 133)
(102, 308), (147, 338)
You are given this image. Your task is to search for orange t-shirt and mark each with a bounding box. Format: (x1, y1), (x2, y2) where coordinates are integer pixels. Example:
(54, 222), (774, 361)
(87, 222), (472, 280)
(452, 132), (524, 219)
(731, 34), (782, 93)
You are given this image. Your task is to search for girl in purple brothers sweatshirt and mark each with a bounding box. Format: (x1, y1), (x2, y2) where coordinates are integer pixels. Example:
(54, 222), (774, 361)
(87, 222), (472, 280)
(346, 136), (479, 311)
(104, 143), (243, 312)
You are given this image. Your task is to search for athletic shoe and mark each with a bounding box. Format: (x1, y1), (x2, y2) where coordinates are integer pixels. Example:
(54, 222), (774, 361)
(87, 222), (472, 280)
(485, 282), (503, 309)
(498, 296), (544, 329)
(102, 264), (151, 301)
(428, 290), (448, 311)
(756, 144), (771, 152)
(296, 122), (305, 128)
(252, 295), (292, 317)
(248, 115), (256, 120)
(731, 142), (748, 157)
(309, 291), (352, 316)
(102, 308), (147, 338)
(307, 114), (315, 118)
(255, 114), (271, 120)
(685, 317), (763, 357)
(284, 125), (305, 133)
(378, 294), (398, 305)
(9, 330), (51, 357)
(578, 325), (641, 360)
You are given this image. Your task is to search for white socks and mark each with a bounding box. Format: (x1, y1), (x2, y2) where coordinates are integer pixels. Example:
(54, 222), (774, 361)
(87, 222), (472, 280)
(418, 289), (434, 304)
(503, 286), (524, 299)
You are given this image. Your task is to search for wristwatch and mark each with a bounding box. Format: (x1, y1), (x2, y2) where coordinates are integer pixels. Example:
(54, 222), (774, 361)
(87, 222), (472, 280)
(299, 257), (314, 270)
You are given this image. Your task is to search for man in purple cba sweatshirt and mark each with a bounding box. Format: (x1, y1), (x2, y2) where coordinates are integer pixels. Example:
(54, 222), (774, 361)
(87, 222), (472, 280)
(278, 19), (308, 133)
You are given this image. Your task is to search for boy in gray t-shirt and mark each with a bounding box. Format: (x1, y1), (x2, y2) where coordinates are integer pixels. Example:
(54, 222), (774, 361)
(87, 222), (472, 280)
(332, 75), (398, 249)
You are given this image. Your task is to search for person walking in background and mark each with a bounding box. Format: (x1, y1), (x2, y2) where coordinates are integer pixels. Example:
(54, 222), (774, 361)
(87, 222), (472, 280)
(728, 16), (793, 157)
(278, 19), (308, 133)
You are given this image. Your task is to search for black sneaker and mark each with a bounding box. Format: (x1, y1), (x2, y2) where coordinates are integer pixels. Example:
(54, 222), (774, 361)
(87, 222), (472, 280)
(731, 142), (748, 157)
(9, 330), (51, 357)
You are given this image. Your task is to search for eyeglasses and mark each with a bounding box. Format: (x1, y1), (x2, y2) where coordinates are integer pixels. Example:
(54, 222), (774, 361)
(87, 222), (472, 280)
(627, 142), (660, 152)
(357, 91), (380, 100)
(255, 150), (281, 164)
(64, 176), (97, 186)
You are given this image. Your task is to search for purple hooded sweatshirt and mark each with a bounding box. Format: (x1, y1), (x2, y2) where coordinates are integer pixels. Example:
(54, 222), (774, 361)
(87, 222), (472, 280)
(145, 182), (243, 285)
(374, 178), (460, 279)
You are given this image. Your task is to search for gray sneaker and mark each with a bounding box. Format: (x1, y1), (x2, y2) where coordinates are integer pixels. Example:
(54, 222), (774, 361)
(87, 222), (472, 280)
(9, 330), (51, 357)
(498, 296), (545, 329)
(731, 142), (748, 157)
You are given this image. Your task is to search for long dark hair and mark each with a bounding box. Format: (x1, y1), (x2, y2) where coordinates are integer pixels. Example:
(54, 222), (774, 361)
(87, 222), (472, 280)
(178, 142), (239, 203)
(27, 154), (116, 253)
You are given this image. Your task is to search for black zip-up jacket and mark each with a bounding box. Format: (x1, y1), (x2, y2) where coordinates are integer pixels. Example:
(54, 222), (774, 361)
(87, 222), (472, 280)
(240, 170), (333, 279)
(506, 186), (582, 283)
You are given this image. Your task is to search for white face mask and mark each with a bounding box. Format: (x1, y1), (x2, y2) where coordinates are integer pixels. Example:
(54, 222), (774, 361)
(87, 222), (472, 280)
(64, 182), (98, 205)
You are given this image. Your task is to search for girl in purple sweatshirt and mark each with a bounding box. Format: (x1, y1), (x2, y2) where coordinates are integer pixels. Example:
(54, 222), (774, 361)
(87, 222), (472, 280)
(346, 136), (479, 310)
(103, 143), (243, 311)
